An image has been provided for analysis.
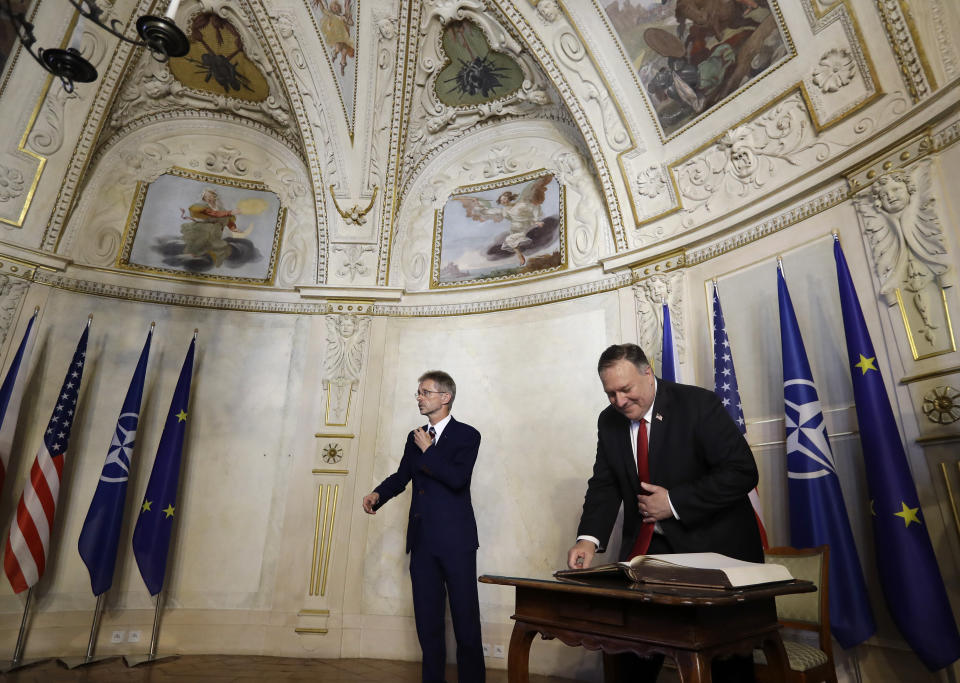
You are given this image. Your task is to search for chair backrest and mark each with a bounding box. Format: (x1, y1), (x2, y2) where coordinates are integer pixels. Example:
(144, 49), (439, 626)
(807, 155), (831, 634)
(763, 545), (832, 660)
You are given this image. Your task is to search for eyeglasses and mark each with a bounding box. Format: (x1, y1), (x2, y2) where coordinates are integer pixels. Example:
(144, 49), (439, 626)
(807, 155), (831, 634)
(414, 389), (447, 399)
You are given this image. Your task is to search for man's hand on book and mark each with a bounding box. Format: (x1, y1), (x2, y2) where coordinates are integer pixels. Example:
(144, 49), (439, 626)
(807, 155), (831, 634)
(567, 539), (596, 569)
(362, 492), (380, 514)
(637, 482), (671, 522)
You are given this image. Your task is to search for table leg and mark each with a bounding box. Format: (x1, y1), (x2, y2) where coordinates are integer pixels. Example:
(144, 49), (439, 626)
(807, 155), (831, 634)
(507, 621), (536, 683)
(674, 650), (712, 683)
(760, 630), (789, 679)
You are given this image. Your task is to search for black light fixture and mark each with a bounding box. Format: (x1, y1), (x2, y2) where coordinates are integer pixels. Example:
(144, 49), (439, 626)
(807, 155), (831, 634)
(0, 0), (190, 92)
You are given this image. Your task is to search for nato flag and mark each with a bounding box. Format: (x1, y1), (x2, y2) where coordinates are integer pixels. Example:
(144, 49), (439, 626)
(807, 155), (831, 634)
(834, 238), (960, 670)
(778, 263), (875, 648)
(132, 337), (195, 596)
(78, 328), (152, 595)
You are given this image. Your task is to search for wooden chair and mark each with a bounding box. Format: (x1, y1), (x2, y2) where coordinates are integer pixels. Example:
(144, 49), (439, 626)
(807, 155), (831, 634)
(754, 545), (838, 683)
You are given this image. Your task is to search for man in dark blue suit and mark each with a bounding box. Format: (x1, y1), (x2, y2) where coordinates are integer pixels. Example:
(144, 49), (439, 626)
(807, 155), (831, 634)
(362, 370), (485, 683)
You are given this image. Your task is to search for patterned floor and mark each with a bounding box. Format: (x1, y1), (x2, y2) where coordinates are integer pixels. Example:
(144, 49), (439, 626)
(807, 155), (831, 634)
(2, 655), (581, 682)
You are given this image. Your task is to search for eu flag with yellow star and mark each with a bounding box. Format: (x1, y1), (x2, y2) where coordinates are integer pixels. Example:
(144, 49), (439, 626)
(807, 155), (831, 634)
(834, 238), (960, 670)
(132, 336), (195, 596)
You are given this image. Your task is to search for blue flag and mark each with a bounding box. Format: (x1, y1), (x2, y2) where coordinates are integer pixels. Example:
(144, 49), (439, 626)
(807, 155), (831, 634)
(660, 302), (677, 382)
(833, 238), (960, 670)
(778, 263), (875, 648)
(132, 337), (195, 596)
(78, 327), (152, 596)
(0, 309), (38, 493)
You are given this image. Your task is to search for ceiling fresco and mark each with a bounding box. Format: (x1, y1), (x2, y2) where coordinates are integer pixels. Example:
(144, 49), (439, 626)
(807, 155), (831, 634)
(0, 0), (956, 307)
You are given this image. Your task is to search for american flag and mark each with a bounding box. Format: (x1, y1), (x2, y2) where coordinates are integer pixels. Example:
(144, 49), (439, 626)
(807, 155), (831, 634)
(711, 283), (768, 548)
(3, 321), (89, 593)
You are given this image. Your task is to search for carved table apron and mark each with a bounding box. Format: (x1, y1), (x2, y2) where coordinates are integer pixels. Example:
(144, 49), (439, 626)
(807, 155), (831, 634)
(478, 574), (815, 683)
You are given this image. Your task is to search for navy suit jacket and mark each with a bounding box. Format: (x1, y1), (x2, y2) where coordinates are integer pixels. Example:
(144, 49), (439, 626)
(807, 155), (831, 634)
(373, 417), (481, 554)
(577, 379), (763, 563)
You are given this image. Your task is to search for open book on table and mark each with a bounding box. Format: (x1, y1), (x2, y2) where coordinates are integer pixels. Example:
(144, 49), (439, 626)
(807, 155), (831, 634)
(554, 552), (793, 589)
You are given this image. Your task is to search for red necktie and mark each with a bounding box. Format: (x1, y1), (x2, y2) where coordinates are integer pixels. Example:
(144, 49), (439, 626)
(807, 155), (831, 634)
(628, 418), (654, 559)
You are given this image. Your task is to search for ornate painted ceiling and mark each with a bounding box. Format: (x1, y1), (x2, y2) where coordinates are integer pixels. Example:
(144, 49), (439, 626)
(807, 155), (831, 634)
(0, 0), (958, 312)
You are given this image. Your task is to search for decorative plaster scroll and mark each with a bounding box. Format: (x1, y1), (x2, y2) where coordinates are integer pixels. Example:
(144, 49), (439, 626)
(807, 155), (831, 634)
(553, 31), (628, 152)
(364, 13), (399, 197)
(0, 275), (29, 348)
(104, 1), (298, 150)
(874, 0), (935, 103)
(198, 145), (253, 177)
(633, 272), (685, 372)
(332, 244), (376, 282)
(25, 25), (108, 156)
(552, 149), (605, 267)
(853, 160), (953, 355)
(323, 314), (371, 425)
(674, 92), (833, 227)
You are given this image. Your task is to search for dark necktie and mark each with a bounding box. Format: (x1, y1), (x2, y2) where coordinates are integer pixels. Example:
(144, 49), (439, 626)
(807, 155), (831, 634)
(428, 426), (436, 444)
(628, 418), (654, 559)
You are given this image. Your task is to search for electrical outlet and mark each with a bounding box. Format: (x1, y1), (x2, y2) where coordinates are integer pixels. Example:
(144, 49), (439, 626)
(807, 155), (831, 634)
(482, 642), (491, 657)
(110, 630), (125, 644)
(128, 630), (141, 643)
(493, 644), (505, 658)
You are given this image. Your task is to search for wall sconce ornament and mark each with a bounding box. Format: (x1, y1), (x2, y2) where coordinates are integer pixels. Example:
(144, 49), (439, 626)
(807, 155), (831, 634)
(0, 0), (189, 92)
(321, 443), (344, 464)
(922, 386), (960, 425)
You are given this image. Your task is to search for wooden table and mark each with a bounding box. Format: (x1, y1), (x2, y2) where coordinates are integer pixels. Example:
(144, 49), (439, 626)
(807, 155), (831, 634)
(479, 574), (814, 683)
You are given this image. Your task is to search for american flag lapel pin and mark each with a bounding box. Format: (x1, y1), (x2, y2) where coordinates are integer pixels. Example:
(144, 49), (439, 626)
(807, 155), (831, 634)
(655, 413), (663, 421)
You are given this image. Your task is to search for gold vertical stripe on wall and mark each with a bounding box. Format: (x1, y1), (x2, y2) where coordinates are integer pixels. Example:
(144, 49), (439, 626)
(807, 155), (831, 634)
(309, 484), (325, 595)
(321, 484), (340, 596)
(309, 483), (340, 596)
(942, 463), (960, 545)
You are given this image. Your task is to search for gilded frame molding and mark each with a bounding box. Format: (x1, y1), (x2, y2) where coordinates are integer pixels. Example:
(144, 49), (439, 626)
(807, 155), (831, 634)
(116, 166), (287, 286)
(430, 168), (567, 289)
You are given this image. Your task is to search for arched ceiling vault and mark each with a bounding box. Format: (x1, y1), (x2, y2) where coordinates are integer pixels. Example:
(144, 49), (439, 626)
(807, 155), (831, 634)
(1, 0), (958, 311)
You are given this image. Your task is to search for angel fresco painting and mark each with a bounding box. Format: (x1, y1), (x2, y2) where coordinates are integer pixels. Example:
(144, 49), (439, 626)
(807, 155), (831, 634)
(310, 0), (357, 127)
(119, 170), (284, 285)
(313, 0), (355, 76)
(434, 173), (565, 287)
(602, 0), (790, 136)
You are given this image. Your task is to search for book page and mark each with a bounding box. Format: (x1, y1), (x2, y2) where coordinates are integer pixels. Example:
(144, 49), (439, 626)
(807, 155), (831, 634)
(644, 553), (759, 570)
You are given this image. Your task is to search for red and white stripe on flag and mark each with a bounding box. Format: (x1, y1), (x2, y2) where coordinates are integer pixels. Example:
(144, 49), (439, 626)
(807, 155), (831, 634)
(748, 487), (769, 550)
(3, 446), (64, 593)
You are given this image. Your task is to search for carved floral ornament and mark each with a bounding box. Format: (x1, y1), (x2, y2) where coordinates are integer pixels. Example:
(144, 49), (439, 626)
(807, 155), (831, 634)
(812, 47), (856, 93)
(0, 165), (25, 202)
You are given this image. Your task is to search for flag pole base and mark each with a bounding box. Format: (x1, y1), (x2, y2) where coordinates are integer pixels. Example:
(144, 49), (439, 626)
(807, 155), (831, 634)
(123, 652), (178, 667)
(58, 654), (121, 669)
(0, 657), (53, 673)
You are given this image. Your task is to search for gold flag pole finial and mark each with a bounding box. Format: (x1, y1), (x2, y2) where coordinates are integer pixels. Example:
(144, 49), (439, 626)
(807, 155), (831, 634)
(193, 328), (199, 341)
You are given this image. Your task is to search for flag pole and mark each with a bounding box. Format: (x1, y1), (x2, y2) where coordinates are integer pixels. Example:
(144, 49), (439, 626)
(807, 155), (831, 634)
(148, 591), (163, 660)
(84, 593), (105, 663)
(11, 587), (32, 664)
(9, 587), (33, 667)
